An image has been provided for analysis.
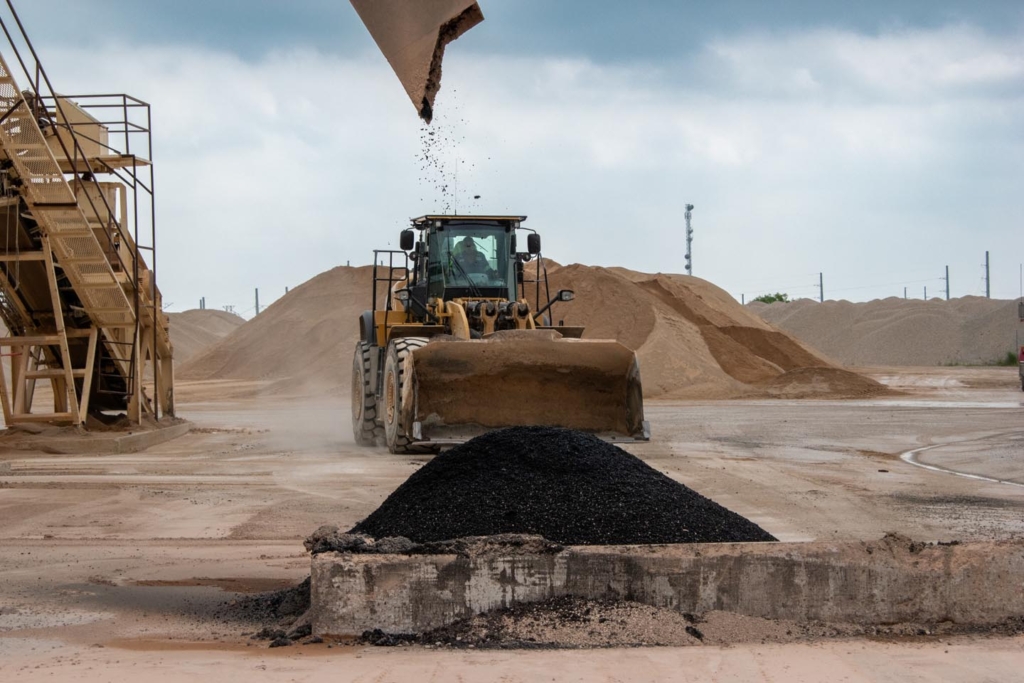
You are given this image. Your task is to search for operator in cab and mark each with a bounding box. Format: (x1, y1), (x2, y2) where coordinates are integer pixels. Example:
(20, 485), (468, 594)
(453, 236), (490, 275)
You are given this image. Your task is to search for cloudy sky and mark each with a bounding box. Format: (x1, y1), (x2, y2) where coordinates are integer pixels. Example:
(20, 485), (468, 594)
(7, 1), (1024, 313)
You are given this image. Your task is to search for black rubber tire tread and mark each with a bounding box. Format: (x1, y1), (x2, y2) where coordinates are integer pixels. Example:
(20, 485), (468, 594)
(351, 341), (383, 447)
(383, 337), (431, 454)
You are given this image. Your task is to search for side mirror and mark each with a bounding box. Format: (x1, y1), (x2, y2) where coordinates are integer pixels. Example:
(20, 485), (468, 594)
(400, 229), (415, 251)
(510, 234), (517, 254)
(527, 233), (541, 255)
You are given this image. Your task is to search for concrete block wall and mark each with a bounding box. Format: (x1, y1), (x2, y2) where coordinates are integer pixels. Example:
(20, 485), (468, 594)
(311, 538), (1024, 636)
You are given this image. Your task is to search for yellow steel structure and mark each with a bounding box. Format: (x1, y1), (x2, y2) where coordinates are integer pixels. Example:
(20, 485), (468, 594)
(0, 36), (172, 426)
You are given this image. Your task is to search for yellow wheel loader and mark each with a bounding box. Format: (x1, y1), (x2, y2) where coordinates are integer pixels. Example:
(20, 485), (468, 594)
(351, 215), (649, 453)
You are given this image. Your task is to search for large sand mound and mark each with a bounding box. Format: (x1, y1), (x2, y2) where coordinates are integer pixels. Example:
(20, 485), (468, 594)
(168, 309), (245, 365)
(178, 266), (377, 389)
(749, 297), (1020, 367)
(180, 263), (885, 399)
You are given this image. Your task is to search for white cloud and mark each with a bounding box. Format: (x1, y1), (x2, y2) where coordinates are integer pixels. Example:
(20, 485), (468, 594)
(707, 24), (1024, 99)
(23, 21), (1024, 315)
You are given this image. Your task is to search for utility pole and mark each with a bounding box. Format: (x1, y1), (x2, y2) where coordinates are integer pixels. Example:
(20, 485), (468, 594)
(684, 204), (694, 276)
(255, 288), (260, 316)
(985, 251), (990, 298)
(818, 273), (824, 303)
(943, 265), (950, 301)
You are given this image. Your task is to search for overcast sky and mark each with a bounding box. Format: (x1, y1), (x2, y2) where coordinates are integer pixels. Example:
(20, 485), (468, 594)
(7, 1), (1024, 313)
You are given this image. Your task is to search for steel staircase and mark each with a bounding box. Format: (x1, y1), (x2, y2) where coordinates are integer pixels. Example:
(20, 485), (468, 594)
(0, 19), (172, 426)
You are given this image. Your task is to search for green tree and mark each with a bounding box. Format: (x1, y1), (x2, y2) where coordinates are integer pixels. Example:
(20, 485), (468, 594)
(753, 292), (790, 304)
(997, 351), (1018, 367)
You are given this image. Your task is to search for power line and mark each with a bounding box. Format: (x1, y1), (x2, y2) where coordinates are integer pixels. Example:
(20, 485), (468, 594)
(826, 277), (942, 294)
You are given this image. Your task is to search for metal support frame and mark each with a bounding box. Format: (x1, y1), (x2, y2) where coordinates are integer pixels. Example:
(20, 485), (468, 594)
(0, 327), (98, 426)
(0, 1), (171, 427)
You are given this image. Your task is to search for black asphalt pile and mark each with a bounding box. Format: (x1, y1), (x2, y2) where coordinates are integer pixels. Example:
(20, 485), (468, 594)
(351, 427), (776, 545)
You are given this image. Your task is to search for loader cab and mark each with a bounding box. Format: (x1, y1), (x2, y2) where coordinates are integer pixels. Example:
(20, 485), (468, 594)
(406, 215), (527, 304)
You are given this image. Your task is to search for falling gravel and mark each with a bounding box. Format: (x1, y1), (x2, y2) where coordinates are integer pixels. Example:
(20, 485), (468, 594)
(351, 427), (776, 545)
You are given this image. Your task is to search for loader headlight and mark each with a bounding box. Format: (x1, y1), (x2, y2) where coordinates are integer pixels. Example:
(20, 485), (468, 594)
(395, 289), (411, 304)
(558, 290), (575, 302)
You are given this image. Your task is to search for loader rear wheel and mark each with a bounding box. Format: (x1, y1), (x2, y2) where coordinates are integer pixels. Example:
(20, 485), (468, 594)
(383, 337), (430, 454)
(351, 341), (383, 446)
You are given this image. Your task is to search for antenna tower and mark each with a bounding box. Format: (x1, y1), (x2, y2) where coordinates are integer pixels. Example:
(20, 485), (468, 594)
(684, 204), (694, 275)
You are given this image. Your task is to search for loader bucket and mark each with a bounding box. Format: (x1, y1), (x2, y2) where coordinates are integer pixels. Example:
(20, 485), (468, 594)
(349, 0), (484, 123)
(399, 331), (648, 444)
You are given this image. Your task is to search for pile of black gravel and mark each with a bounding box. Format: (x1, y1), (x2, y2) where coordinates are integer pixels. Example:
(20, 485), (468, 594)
(351, 427), (775, 545)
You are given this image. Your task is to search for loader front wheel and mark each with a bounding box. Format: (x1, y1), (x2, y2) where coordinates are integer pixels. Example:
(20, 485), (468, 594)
(383, 337), (429, 454)
(351, 342), (383, 446)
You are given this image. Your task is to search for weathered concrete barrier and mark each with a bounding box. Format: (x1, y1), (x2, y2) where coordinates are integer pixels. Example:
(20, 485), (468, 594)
(310, 537), (1024, 636)
(0, 420), (191, 454)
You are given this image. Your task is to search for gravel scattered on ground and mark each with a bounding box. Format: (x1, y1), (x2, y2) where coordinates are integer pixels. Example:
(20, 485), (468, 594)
(222, 576), (310, 625)
(217, 577), (312, 647)
(359, 597), (1024, 650)
(351, 427), (776, 545)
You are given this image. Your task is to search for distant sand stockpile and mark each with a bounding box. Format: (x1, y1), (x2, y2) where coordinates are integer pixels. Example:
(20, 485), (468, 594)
(538, 265), (883, 399)
(749, 297), (1020, 367)
(180, 263), (886, 399)
(168, 309), (246, 365)
(178, 266), (375, 390)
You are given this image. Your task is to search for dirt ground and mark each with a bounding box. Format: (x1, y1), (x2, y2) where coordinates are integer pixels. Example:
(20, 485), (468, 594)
(1, 366), (1023, 681)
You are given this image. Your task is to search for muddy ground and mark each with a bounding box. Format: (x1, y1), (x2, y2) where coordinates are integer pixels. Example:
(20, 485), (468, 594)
(1, 366), (1023, 681)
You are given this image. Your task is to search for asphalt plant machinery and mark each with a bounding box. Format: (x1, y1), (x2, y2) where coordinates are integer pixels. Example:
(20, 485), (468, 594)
(351, 215), (649, 453)
(0, 4), (172, 427)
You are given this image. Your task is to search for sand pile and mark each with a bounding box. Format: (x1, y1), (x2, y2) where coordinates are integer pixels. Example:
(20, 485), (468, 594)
(179, 266), (381, 389)
(535, 264), (883, 398)
(750, 297), (1021, 366)
(351, 427), (776, 545)
(180, 262), (886, 399)
(168, 309), (245, 365)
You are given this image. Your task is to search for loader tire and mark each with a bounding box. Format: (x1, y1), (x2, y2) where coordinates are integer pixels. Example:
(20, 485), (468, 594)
(351, 341), (383, 447)
(383, 337), (430, 454)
